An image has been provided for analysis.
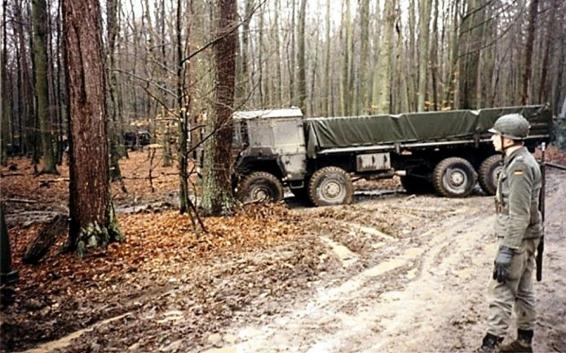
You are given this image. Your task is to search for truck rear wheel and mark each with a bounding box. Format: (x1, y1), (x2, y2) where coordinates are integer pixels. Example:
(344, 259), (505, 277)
(433, 157), (477, 197)
(237, 171), (284, 203)
(308, 166), (353, 206)
(478, 154), (503, 195)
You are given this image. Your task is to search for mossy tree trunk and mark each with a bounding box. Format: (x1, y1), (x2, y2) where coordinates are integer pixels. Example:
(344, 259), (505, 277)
(201, 0), (237, 216)
(62, 0), (122, 256)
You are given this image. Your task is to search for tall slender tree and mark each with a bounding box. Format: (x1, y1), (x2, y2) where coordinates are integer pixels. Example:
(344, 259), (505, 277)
(296, 0), (307, 112)
(1, 0), (10, 165)
(107, 0), (123, 181)
(521, 0), (539, 105)
(32, 0), (57, 173)
(417, 0), (432, 111)
(358, 0), (370, 114)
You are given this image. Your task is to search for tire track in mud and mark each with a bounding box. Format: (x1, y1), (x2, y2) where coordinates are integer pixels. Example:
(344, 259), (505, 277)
(224, 204), (495, 353)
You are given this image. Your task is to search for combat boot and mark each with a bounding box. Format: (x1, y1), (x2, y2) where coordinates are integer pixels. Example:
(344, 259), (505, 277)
(499, 329), (533, 353)
(476, 333), (503, 353)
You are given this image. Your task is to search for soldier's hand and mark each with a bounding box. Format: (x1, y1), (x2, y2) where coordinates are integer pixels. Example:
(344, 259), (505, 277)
(493, 246), (514, 283)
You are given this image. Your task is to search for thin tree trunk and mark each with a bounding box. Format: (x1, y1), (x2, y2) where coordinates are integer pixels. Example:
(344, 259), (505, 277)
(289, 0), (296, 106)
(521, 0), (539, 105)
(107, 0), (123, 181)
(541, 0), (559, 105)
(341, 0), (352, 115)
(324, 0), (331, 116)
(374, 0), (396, 113)
(417, 0), (432, 111)
(296, 0), (307, 112)
(358, 0), (370, 114)
(430, 0), (439, 110)
(1, 0), (10, 165)
(176, 0), (189, 215)
(32, 0), (58, 173)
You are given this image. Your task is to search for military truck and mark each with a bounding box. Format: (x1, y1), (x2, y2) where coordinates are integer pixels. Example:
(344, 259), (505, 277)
(230, 105), (552, 206)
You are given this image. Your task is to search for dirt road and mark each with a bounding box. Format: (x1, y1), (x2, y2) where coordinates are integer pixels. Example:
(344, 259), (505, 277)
(9, 170), (565, 353)
(217, 169), (566, 353)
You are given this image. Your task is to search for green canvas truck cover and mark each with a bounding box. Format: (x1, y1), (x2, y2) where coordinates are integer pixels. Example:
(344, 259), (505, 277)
(305, 105), (552, 157)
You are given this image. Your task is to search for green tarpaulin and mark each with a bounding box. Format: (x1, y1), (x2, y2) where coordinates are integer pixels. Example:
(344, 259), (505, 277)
(305, 105), (552, 156)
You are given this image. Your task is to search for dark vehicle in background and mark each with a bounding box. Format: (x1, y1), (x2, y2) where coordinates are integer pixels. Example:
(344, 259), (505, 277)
(123, 130), (151, 150)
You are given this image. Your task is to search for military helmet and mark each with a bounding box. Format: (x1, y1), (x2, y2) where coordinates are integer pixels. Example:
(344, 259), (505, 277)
(488, 113), (530, 140)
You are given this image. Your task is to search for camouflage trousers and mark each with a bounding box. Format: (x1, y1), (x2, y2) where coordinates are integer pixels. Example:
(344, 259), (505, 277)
(487, 238), (539, 337)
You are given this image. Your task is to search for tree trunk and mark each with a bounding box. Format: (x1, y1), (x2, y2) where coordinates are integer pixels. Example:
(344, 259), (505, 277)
(32, 0), (57, 173)
(176, 0), (190, 214)
(201, 0), (237, 215)
(417, 0), (432, 111)
(521, 0), (539, 105)
(458, 0), (487, 109)
(445, 0), (460, 109)
(341, 0), (352, 115)
(537, 0), (557, 103)
(289, 0), (296, 106)
(62, 0), (122, 255)
(374, 0), (396, 113)
(273, 0), (283, 106)
(358, 0), (370, 114)
(107, 0), (123, 181)
(1, 0), (10, 165)
(324, 0), (331, 116)
(296, 0), (307, 112)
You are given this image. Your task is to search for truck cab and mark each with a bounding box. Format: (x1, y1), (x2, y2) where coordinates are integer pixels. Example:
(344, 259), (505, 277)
(232, 108), (309, 202)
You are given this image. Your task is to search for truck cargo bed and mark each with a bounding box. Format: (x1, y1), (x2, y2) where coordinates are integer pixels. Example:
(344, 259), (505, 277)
(305, 105), (552, 156)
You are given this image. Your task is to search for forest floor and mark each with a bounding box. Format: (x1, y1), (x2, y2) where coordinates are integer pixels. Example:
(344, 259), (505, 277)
(1, 148), (566, 353)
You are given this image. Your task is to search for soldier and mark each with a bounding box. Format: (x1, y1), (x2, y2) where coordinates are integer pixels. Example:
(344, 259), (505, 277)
(477, 114), (543, 353)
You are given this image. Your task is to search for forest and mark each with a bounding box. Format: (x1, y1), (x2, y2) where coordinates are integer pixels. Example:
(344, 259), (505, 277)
(1, 0), (566, 352)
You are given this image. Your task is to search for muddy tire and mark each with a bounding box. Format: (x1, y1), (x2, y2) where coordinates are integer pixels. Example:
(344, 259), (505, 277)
(478, 154), (502, 195)
(433, 157), (477, 197)
(308, 166), (353, 206)
(400, 175), (434, 194)
(237, 171), (284, 203)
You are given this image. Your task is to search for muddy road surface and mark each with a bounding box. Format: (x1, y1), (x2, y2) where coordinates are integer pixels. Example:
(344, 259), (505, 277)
(9, 170), (565, 353)
(219, 170), (566, 353)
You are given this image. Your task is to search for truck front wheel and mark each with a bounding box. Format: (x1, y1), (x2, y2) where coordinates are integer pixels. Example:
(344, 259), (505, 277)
(433, 157), (477, 197)
(308, 166), (353, 206)
(237, 171), (284, 203)
(478, 154), (502, 195)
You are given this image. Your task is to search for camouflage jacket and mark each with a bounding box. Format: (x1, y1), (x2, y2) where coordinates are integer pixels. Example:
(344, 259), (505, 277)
(495, 146), (543, 249)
